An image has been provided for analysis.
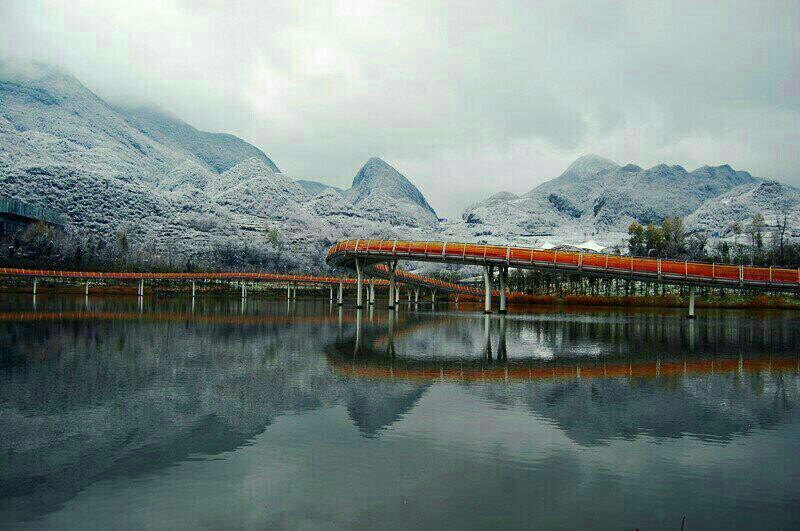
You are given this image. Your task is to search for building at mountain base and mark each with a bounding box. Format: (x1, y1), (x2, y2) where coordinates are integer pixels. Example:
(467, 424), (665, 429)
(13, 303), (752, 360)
(0, 197), (65, 237)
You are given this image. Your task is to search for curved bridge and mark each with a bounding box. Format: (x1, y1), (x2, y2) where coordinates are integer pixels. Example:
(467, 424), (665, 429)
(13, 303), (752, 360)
(327, 238), (800, 315)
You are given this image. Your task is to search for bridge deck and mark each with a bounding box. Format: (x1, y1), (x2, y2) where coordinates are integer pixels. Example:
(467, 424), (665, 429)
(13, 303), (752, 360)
(327, 239), (800, 292)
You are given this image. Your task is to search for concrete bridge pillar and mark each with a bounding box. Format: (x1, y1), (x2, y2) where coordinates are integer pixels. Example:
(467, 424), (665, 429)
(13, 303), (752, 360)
(369, 281), (375, 305)
(355, 259), (364, 309)
(329, 285), (334, 302)
(241, 283), (247, 299)
(688, 286), (696, 319)
(388, 260), (398, 310)
(292, 283), (297, 299)
(191, 280), (196, 298)
(138, 279), (144, 297)
(431, 289), (437, 304)
(32, 278), (37, 295)
(85, 281), (90, 296)
(498, 266), (508, 314)
(414, 287), (420, 303)
(287, 283), (291, 299)
(483, 265), (494, 314)
(395, 285), (401, 305)
(337, 279), (344, 306)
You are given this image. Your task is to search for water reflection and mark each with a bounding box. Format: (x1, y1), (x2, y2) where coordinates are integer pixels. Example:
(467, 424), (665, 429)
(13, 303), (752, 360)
(0, 295), (799, 527)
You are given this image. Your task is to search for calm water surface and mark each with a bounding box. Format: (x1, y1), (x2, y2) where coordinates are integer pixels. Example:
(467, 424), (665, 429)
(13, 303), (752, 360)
(1, 295), (799, 529)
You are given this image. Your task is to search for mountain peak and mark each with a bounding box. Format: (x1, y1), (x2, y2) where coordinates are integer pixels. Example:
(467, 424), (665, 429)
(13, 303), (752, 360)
(564, 154), (619, 176)
(352, 157), (397, 187)
(345, 157), (437, 219)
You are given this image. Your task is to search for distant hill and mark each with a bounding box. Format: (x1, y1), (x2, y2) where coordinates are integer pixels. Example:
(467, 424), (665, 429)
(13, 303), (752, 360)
(116, 105), (281, 174)
(441, 154), (789, 249)
(295, 179), (343, 196)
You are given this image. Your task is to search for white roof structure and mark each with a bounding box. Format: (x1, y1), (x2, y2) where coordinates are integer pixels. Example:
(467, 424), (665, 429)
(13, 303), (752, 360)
(538, 240), (556, 250)
(576, 239), (606, 252)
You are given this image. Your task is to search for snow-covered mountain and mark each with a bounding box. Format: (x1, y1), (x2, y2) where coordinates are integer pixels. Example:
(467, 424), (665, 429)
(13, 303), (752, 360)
(344, 157), (439, 227)
(685, 180), (800, 238)
(2, 61), (797, 269)
(0, 61), (438, 270)
(442, 154), (783, 249)
(117, 105), (281, 174)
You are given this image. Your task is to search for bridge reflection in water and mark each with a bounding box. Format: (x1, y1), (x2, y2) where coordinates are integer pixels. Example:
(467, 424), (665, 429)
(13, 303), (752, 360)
(1, 295), (800, 526)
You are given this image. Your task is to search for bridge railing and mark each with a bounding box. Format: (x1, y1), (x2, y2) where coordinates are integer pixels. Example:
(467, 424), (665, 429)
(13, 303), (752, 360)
(328, 239), (800, 288)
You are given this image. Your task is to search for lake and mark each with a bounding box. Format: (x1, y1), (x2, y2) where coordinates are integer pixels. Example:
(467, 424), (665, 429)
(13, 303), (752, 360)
(1, 294), (799, 529)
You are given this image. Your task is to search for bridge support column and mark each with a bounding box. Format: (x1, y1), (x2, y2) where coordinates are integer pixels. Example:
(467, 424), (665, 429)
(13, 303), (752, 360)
(431, 289), (436, 304)
(191, 280), (196, 298)
(395, 285), (401, 305)
(483, 265), (493, 314)
(292, 283), (297, 299)
(241, 283), (247, 299)
(369, 281), (375, 305)
(355, 259), (364, 309)
(329, 285), (334, 302)
(498, 266), (508, 314)
(85, 281), (89, 296)
(337, 279), (344, 306)
(414, 287), (420, 303)
(32, 278), (37, 295)
(287, 283), (291, 300)
(688, 286), (696, 319)
(388, 260), (398, 310)
(138, 279), (144, 297)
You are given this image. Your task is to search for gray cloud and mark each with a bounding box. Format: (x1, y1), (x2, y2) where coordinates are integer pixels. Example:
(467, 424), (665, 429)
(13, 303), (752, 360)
(1, 0), (798, 218)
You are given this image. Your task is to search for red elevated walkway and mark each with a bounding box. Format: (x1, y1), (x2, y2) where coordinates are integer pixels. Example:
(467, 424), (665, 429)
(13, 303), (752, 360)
(327, 238), (800, 291)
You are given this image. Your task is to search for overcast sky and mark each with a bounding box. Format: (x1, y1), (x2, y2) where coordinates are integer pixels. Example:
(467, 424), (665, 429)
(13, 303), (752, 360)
(1, 0), (798, 218)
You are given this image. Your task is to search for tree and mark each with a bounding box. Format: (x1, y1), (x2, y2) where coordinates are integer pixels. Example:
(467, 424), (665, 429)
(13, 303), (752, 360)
(627, 222), (646, 256)
(747, 213), (765, 263)
(116, 229), (129, 256)
(661, 216), (686, 258)
(686, 232), (708, 261)
(644, 223), (665, 256)
(773, 210), (789, 265)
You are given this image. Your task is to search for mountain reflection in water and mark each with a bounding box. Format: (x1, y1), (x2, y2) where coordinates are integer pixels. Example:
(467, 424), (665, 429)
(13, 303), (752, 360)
(1, 295), (799, 529)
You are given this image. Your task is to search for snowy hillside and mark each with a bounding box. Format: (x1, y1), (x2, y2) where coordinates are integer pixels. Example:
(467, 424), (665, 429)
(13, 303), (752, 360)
(443, 154), (776, 249)
(0, 61), (438, 270)
(685, 180), (800, 238)
(117, 105), (281, 174)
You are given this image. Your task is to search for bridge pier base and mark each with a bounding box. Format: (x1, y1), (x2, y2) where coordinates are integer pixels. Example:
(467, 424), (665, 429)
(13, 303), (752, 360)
(688, 286), (696, 319)
(483, 265), (493, 314)
(498, 266), (508, 314)
(355, 259), (364, 309)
